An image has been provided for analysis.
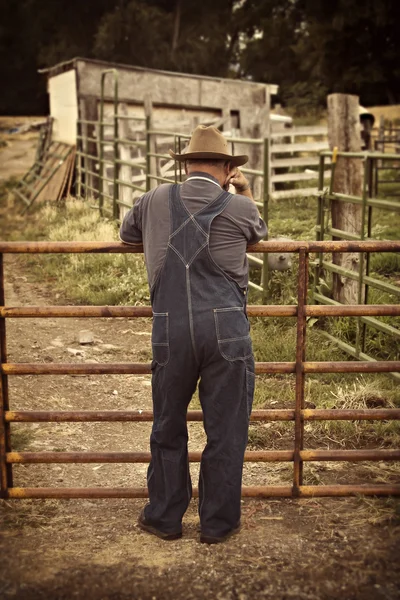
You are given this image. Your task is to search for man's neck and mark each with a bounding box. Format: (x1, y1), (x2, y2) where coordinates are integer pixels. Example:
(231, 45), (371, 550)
(186, 169), (224, 187)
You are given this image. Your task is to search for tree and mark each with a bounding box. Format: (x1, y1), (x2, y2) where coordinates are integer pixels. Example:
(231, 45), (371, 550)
(294, 0), (400, 106)
(1, 0), (399, 114)
(239, 0), (400, 111)
(93, 0), (242, 77)
(0, 0), (115, 114)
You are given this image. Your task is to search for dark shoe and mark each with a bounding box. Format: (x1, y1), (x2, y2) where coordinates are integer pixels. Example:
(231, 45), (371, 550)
(200, 524), (241, 545)
(137, 510), (182, 541)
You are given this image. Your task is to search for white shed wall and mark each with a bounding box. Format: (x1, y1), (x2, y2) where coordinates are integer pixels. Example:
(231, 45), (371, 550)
(49, 70), (78, 145)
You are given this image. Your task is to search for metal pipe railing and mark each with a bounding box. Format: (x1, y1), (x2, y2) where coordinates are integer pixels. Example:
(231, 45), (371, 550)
(0, 241), (399, 501)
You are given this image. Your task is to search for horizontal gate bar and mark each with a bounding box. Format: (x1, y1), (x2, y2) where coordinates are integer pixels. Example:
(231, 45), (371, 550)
(0, 306), (153, 318)
(301, 449), (400, 461)
(1, 305), (400, 318)
(305, 305), (400, 317)
(3, 361), (399, 375)
(303, 361), (400, 373)
(5, 409), (400, 422)
(6, 484), (400, 499)
(7, 449), (400, 464)
(5, 409), (294, 422)
(8, 450), (293, 463)
(302, 409), (400, 421)
(0, 241), (399, 253)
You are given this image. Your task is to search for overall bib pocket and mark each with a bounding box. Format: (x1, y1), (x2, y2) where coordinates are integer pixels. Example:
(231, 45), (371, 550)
(152, 312), (170, 366)
(214, 307), (253, 361)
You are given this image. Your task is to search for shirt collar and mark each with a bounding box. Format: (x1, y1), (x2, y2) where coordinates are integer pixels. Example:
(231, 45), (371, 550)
(185, 171), (222, 189)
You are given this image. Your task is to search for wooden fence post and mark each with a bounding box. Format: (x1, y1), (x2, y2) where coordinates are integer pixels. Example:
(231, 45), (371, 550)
(327, 93), (363, 304)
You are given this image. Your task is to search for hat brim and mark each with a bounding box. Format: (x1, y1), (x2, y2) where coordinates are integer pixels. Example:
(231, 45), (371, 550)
(169, 150), (248, 167)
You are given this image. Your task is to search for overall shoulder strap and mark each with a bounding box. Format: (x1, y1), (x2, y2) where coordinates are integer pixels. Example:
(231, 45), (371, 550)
(168, 183), (190, 233)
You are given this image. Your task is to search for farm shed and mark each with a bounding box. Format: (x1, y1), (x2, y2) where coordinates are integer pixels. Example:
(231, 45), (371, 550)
(39, 57), (279, 144)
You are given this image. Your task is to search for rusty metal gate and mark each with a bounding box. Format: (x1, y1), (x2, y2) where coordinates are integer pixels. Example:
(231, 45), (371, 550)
(0, 240), (399, 500)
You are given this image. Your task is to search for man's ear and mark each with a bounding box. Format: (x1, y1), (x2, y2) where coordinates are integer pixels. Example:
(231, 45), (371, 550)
(184, 161), (189, 175)
(224, 161), (232, 174)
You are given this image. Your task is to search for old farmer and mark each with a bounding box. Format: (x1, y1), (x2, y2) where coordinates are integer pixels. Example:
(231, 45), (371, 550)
(120, 125), (267, 544)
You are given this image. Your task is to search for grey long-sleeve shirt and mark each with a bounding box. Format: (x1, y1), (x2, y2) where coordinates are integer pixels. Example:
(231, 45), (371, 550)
(120, 172), (267, 289)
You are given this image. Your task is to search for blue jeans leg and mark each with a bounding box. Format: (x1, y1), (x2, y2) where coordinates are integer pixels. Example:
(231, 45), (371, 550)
(145, 356), (198, 532)
(198, 356), (254, 538)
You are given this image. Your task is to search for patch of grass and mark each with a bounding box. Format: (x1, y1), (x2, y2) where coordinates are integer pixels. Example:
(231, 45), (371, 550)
(11, 426), (35, 450)
(371, 207), (400, 240)
(370, 252), (400, 275)
(268, 196), (317, 240)
(321, 309), (400, 362)
(0, 176), (19, 205)
(250, 312), (399, 449)
(15, 199), (150, 306)
(251, 372), (400, 450)
(303, 376), (400, 449)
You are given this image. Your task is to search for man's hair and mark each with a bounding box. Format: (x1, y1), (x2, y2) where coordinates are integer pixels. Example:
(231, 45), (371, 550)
(185, 158), (228, 169)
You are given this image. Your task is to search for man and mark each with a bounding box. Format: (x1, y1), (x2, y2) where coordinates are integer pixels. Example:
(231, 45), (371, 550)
(120, 125), (267, 544)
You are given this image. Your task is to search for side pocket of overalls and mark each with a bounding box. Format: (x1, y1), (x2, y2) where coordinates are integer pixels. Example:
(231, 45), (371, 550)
(245, 369), (256, 418)
(152, 312), (170, 366)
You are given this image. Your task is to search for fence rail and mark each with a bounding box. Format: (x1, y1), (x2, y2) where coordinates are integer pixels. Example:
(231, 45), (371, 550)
(315, 150), (400, 371)
(1, 241), (399, 500)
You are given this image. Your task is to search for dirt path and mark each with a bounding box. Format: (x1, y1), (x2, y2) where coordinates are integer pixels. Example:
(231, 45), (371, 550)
(0, 256), (400, 600)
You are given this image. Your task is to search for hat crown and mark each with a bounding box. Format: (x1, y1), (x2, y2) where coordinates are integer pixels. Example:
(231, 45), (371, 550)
(186, 126), (229, 155)
(168, 124), (249, 167)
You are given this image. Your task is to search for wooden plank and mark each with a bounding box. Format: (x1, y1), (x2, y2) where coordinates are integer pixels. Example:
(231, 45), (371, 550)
(272, 187), (318, 199)
(64, 148), (76, 198)
(272, 170), (331, 183)
(271, 141), (329, 153)
(56, 151), (75, 201)
(271, 126), (327, 139)
(35, 146), (74, 203)
(271, 156), (331, 168)
(35, 159), (69, 203)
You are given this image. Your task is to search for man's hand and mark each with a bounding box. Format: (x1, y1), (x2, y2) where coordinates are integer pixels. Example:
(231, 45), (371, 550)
(224, 166), (255, 205)
(229, 169), (250, 194)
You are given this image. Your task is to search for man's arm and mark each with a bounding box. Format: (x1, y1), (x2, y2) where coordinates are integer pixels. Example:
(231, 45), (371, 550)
(119, 197), (144, 244)
(227, 169), (267, 243)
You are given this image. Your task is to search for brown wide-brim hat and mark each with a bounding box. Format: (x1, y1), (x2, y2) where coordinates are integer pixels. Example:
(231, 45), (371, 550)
(169, 125), (248, 167)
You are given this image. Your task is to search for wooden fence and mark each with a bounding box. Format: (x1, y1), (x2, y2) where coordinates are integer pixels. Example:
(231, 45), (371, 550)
(266, 125), (330, 201)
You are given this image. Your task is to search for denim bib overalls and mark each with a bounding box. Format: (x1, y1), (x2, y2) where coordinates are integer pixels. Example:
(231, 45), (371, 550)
(144, 181), (255, 538)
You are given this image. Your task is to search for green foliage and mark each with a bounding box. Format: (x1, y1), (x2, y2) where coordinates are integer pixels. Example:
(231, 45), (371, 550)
(94, 0), (241, 76)
(94, 1), (173, 69)
(1, 0), (400, 114)
(371, 252), (400, 275)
